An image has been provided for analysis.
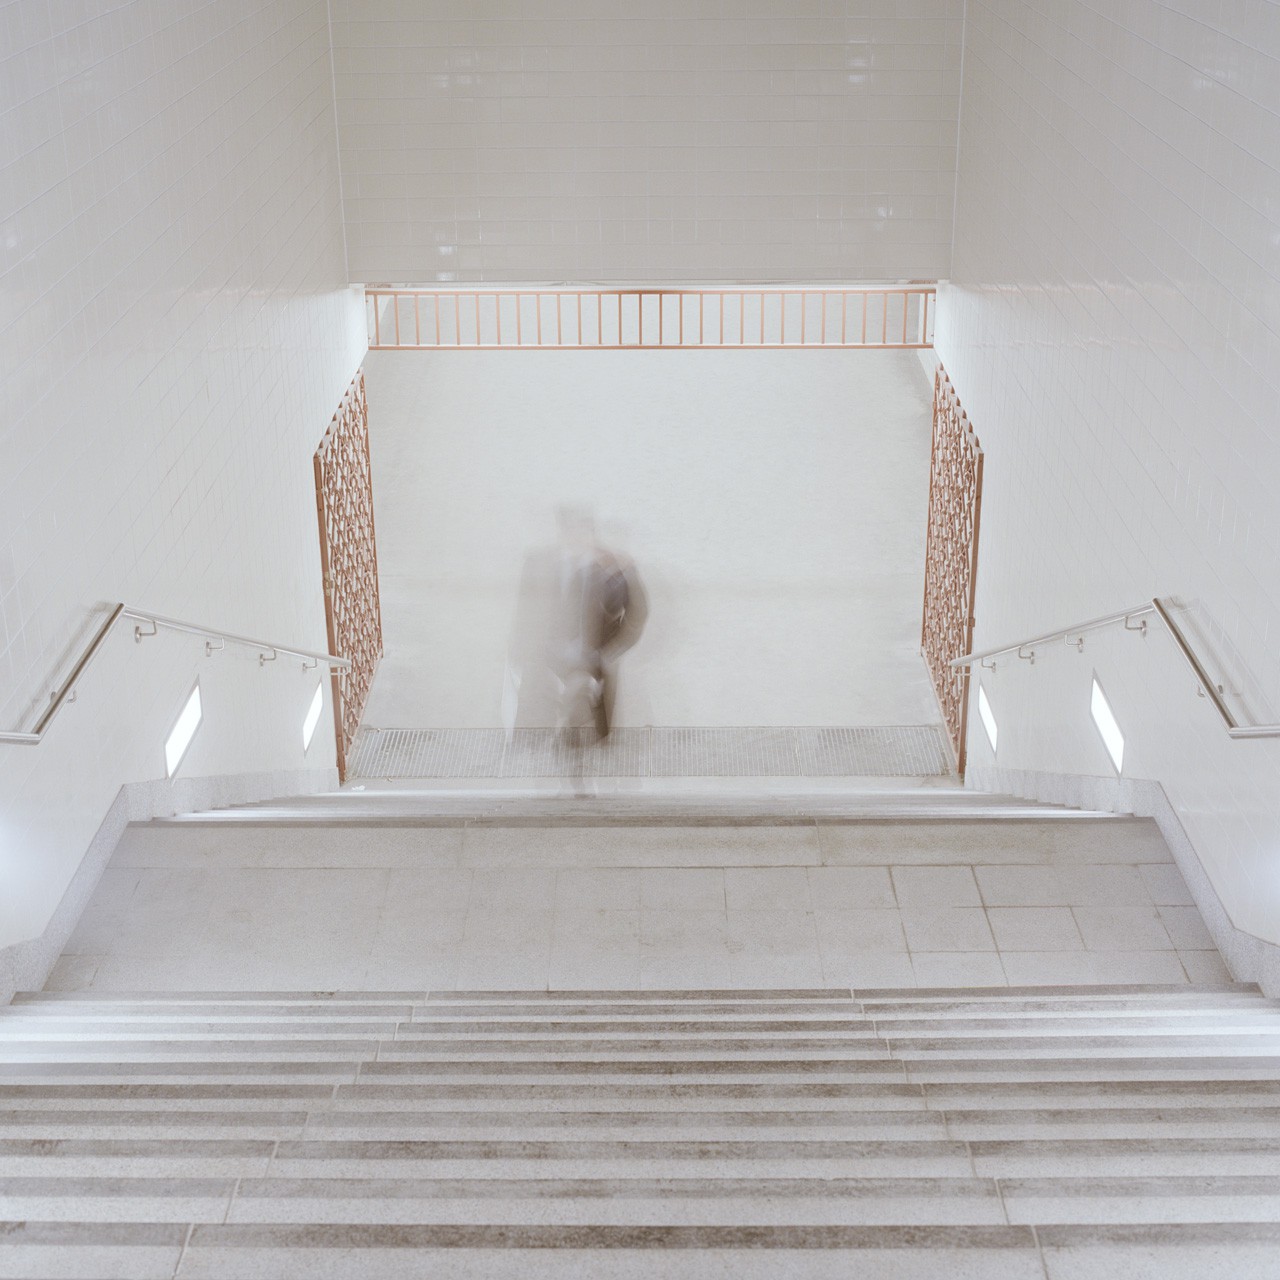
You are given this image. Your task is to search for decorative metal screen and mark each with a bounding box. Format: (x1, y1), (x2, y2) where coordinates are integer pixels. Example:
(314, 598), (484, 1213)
(314, 369), (383, 780)
(921, 366), (984, 774)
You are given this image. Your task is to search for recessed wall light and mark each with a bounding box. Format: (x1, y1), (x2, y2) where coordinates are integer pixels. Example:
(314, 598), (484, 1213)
(977, 683), (998, 752)
(303, 681), (324, 753)
(1090, 675), (1124, 773)
(165, 683), (202, 777)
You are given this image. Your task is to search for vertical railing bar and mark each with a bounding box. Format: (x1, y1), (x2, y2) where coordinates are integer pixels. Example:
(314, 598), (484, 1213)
(841, 292), (847, 345)
(577, 291), (582, 346)
(739, 292), (744, 346)
(618, 293), (622, 348)
(474, 293), (480, 346)
(861, 292), (868, 345)
(800, 291), (806, 346)
(413, 294), (420, 346)
(679, 293), (684, 346)
(516, 294), (522, 346)
(881, 291), (887, 345)
(536, 294), (543, 346)
(902, 291), (908, 345)
(496, 293), (502, 347)
(699, 292), (704, 346)
(719, 293), (724, 345)
(455, 293), (461, 347)
(760, 292), (765, 346)
(597, 293), (602, 347)
(557, 293), (563, 346)
(659, 293), (664, 347)
(820, 292), (826, 345)
(373, 292), (381, 347)
(394, 295), (401, 346)
(923, 290), (930, 345)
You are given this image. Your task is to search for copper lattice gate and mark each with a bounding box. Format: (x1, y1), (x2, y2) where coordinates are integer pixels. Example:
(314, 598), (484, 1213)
(921, 367), (984, 774)
(315, 369), (383, 780)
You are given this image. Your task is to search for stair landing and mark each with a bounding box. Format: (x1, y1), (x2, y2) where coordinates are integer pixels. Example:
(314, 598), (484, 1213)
(48, 796), (1227, 994)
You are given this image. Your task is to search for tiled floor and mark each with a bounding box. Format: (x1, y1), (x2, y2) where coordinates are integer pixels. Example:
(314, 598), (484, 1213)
(48, 816), (1231, 993)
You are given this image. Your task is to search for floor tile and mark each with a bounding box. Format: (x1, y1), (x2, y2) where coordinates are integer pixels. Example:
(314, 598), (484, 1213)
(1055, 866), (1153, 907)
(725, 909), (820, 956)
(551, 909), (641, 949)
(987, 907), (1083, 952)
(1157, 905), (1215, 949)
(807, 865), (896, 909)
(724, 867), (811, 911)
(912, 952), (1008, 987)
(639, 953), (734, 989)
(893, 866), (982, 908)
(554, 869), (642, 911)
(729, 952), (827, 986)
(468, 869), (556, 911)
(1073, 907), (1174, 951)
(1179, 950), (1233, 983)
(461, 909), (555, 950)
(639, 909), (729, 954)
(380, 869), (473, 915)
(549, 951), (642, 989)
(900, 908), (996, 951)
(825, 952), (917, 988)
(1139, 863), (1196, 906)
(975, 866), (1066, 907)
(454, 945), (551, 989)
(814, 909), (909, 955)
(639, 868), (724, 911)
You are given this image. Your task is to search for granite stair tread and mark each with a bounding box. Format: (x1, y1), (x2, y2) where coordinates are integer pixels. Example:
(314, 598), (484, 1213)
(3, 986), (1280, 1277)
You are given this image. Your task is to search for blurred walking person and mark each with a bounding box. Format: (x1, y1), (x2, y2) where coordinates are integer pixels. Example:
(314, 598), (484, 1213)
(507, 508), (647, 786)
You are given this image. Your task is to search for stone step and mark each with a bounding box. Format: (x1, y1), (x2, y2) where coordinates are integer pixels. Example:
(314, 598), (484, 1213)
(885, 1034), (1280, 1057)
(0, 1220), (1045, 1280)
(4, 1222), (1280, 1280)
(0, 1108), (953, 1141)
(11, 1173), (1280, 1230)
(0, 1040), (380, 1062)
(0, 1138), (277, 1178)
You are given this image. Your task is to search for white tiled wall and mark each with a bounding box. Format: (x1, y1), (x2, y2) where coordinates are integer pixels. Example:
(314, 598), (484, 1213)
(0, 0), (366, 952)
(935, 2), (1280, 946)
(329, 0), (962, 284)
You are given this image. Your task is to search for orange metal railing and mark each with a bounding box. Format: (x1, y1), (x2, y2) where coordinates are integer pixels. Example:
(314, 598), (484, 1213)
(365, 286), (935, 351)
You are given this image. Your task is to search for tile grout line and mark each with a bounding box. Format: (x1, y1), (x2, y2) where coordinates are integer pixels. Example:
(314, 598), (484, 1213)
(171, 1221), (195, 1279)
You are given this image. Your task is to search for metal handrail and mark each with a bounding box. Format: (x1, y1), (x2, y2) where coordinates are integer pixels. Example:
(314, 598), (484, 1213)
(1, 604), (350, 747)
(950, 596), (1280, 740)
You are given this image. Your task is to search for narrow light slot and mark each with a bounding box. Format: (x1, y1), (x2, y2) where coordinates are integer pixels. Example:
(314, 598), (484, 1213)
(1090, 676), (1124, 773)
(165, 683), (202, 777)
(302, 681), (325, 752)
(977, 683), (998, 752)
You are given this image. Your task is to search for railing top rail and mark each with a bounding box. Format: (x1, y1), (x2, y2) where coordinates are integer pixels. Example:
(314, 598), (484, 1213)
(367, 285), (936, 295)
(950, 596), (1280, 740)
(1, 604), (350, 747)
(950, 602), (1157, 668)
(367, 283), (935, 352)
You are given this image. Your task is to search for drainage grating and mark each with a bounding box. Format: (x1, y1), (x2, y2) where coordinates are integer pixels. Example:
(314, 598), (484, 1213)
(347, 725), (953, 780)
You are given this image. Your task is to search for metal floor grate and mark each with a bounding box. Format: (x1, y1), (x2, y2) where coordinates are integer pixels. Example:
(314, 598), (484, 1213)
(347, 725), (953, 780)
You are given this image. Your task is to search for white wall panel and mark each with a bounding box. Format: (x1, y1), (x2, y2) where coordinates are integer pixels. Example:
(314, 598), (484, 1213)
(935, 0), (1280, 946)
(329, 0), (963, 284)
(0, 0), (367, 952)
(359, 347), (940, 730)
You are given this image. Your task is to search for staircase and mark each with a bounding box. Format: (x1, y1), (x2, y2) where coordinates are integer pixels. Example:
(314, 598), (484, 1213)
(4, 984), (1280, 1277)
